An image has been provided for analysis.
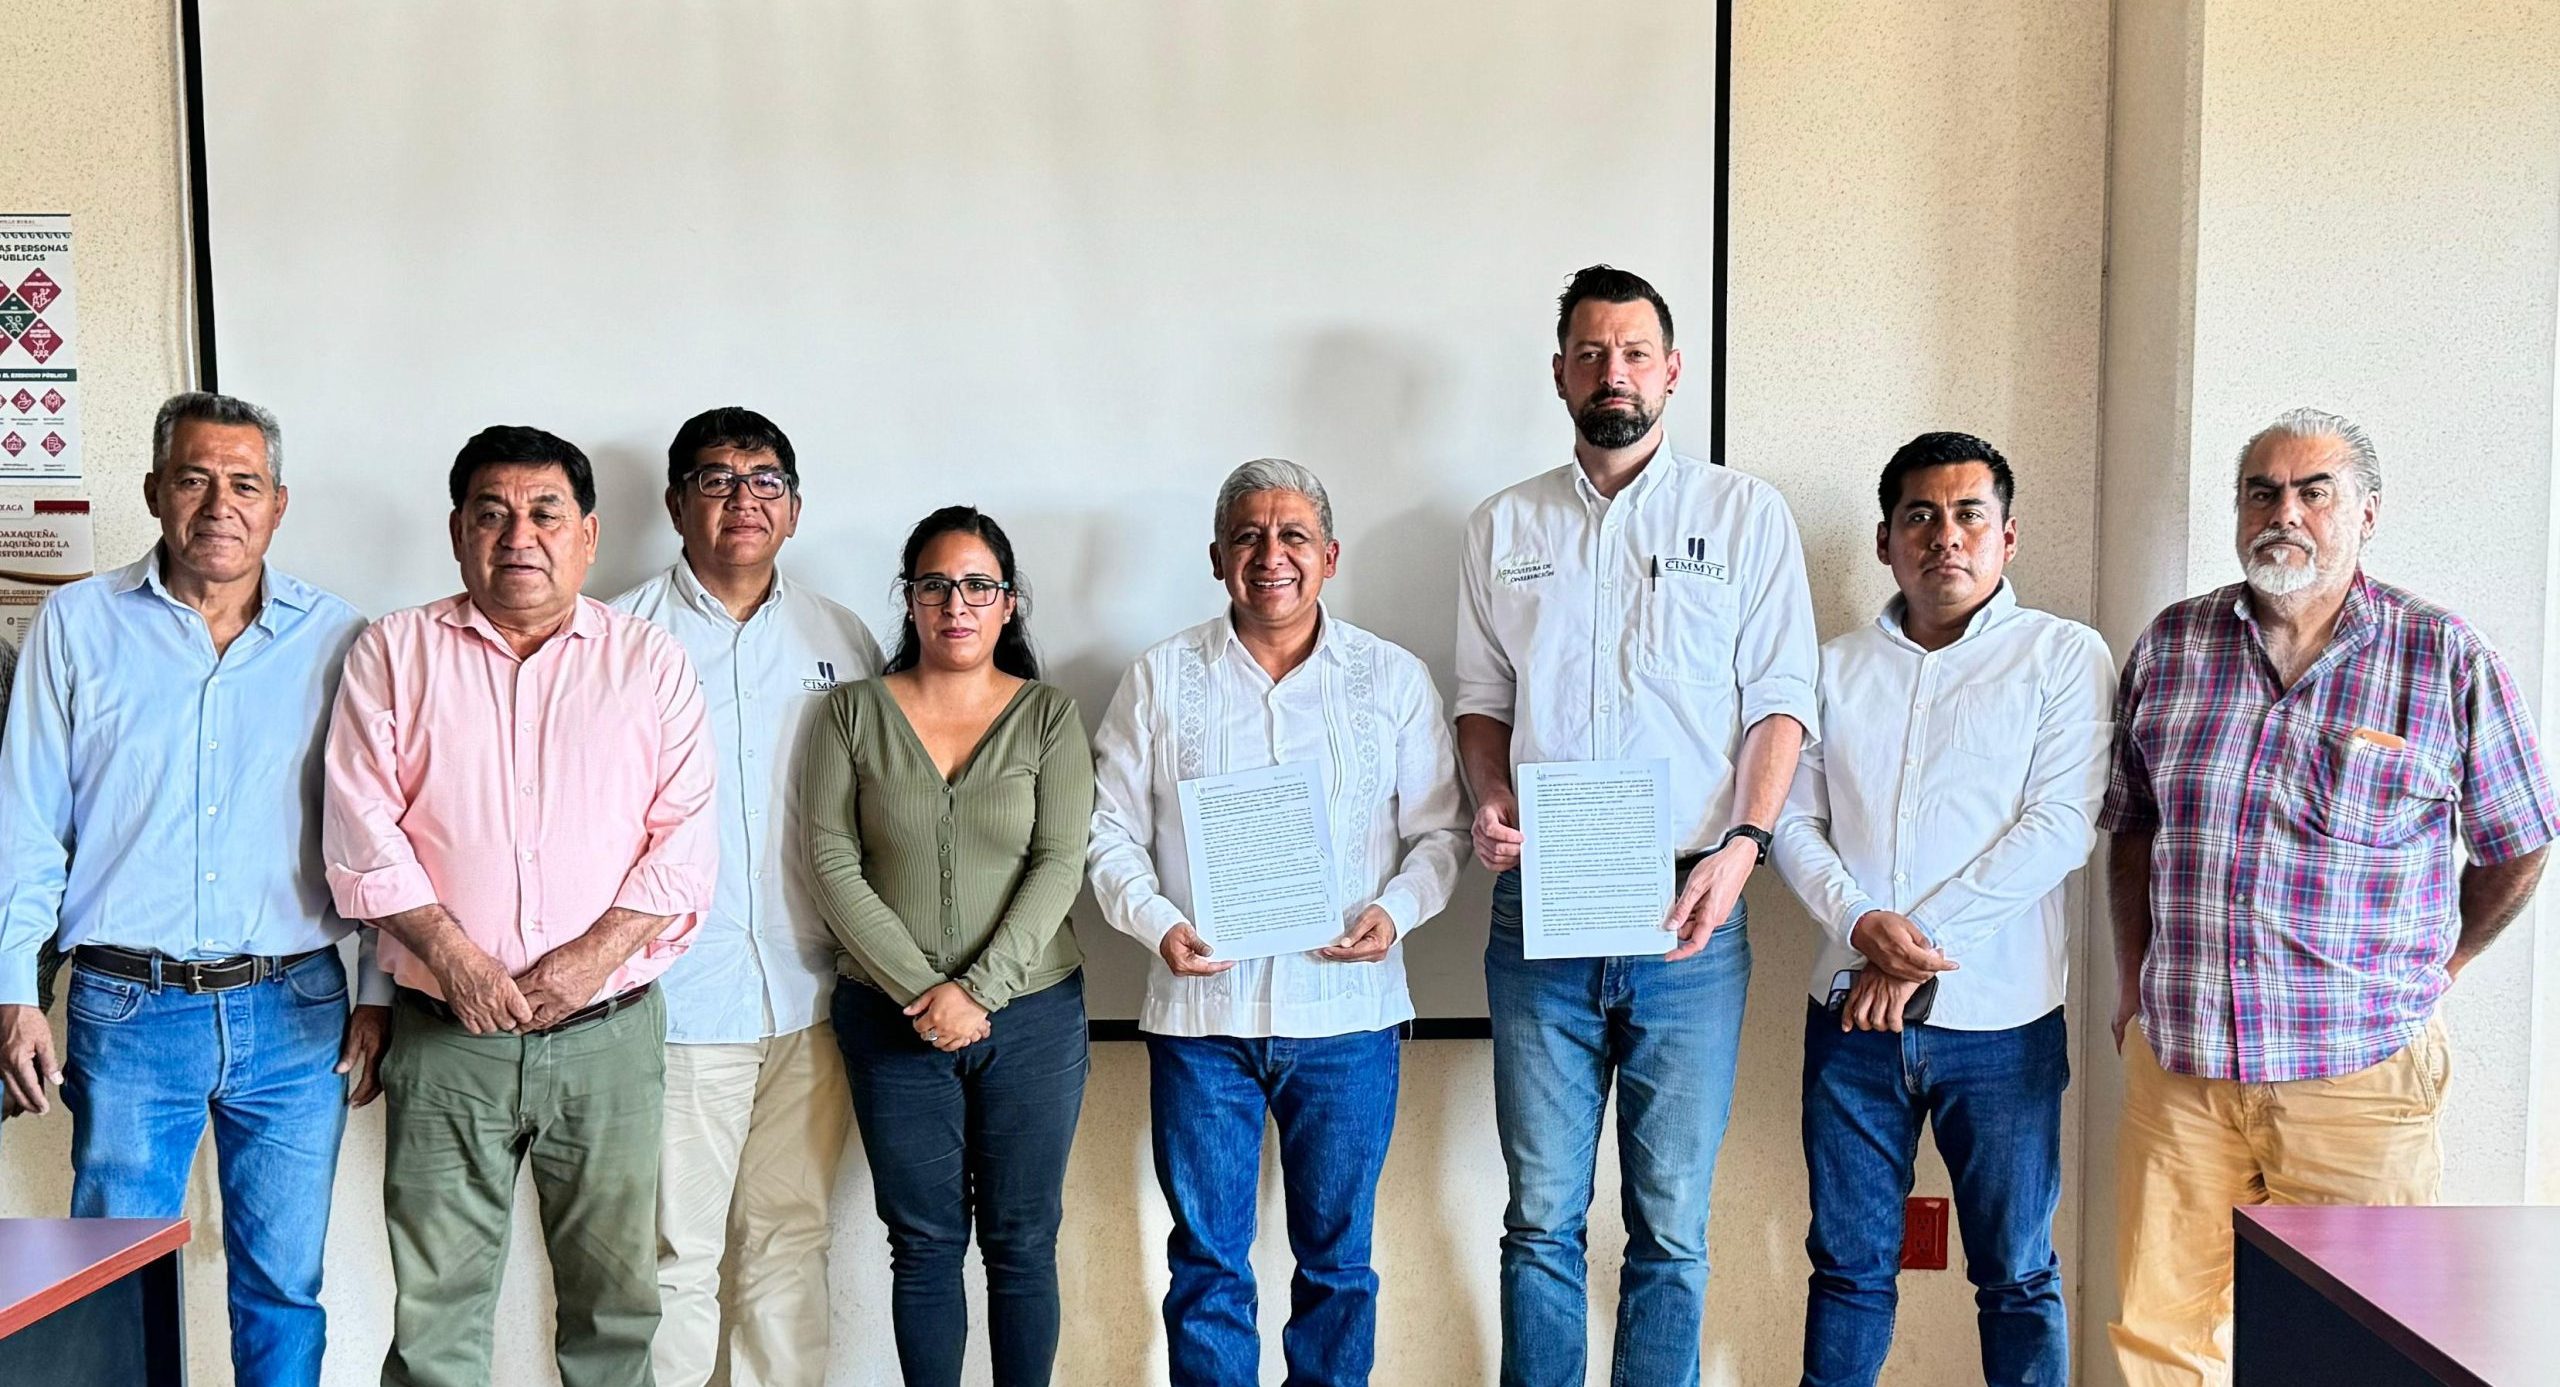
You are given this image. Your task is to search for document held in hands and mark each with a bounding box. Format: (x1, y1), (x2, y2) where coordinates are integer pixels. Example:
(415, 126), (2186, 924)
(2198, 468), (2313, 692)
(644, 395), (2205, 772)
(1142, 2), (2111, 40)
(1177, 760), (1341, 962)
(1519, 758), (1675, 959)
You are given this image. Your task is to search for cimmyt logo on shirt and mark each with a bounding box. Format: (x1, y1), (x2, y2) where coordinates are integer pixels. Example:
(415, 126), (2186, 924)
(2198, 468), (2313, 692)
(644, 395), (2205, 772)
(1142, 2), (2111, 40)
(802, 660), (841, 693)
(1659, 537), (1728, 582)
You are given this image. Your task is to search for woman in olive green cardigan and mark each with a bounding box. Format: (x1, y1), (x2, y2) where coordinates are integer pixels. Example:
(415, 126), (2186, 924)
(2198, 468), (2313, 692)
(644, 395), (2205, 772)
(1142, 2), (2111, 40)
(804, 505), (1092, 1387)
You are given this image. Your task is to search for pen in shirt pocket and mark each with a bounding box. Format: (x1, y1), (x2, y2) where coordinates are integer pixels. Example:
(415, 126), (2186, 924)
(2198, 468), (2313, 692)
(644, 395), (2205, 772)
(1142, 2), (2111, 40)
(1650, 555), (1659, 591)
(2347, 726), (2408, 751)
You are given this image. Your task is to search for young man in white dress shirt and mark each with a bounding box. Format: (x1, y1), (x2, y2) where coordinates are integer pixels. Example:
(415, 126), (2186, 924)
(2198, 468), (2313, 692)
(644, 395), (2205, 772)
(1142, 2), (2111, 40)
(610, 407), (882, 1387)
(1454, 265), (1821, 1387)
(1089, 458), (1468, 1387)
(1770, 431), (2112, 1386)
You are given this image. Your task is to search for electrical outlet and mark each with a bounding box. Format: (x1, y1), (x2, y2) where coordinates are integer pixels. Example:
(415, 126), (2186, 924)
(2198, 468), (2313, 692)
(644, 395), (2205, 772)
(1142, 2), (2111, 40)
(1901, 1196), (1950, 1271)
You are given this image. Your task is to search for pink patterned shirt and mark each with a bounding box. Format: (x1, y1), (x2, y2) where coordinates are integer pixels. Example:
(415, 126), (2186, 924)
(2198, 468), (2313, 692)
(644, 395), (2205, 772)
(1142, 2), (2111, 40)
(323, 594), (718, 1005)
(2101, 575), (2557, 1082)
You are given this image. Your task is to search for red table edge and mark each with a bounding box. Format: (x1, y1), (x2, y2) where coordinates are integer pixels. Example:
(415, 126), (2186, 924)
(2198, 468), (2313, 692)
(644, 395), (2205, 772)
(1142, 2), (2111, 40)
(2232, 1207), (2489, 1387)
(0, 1217), (192, 1339)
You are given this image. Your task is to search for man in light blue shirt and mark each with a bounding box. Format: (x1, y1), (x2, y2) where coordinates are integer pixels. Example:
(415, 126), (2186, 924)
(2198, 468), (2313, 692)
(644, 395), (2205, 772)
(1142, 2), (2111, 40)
(610, 407), (880, 1387)
(0, 392), (381, 1387)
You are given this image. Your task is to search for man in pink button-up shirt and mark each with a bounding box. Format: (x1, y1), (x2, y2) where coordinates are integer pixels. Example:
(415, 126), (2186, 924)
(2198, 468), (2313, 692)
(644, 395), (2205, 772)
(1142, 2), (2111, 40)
(324, 425), (716, 1387)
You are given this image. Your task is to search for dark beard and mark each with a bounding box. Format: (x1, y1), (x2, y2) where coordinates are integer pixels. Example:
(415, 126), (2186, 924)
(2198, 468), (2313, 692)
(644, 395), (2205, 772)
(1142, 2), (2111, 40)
(1574, 395), (1657, 451)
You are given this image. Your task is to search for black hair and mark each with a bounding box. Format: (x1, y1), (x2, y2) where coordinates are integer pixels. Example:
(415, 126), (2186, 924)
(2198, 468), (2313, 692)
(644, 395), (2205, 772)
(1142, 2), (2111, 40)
(448, 425), (597, 515)
(1878, 431), (2016, 521)
(666, 406), (798, 491)
(885, 505), (1040, 681)
(1555, 264), (1675, 349)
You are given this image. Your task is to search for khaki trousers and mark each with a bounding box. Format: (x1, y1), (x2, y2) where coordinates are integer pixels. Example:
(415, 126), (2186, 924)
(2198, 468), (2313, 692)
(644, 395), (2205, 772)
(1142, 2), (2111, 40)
(653, 1023), (852, 1387)
(381, 988), (667, 1387)
(2110, 1018), (2449, 1387)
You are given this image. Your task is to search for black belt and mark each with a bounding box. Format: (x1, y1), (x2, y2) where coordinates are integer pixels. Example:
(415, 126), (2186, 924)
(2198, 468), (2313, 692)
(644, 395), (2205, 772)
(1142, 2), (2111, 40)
(73, 944), (328, 994)
(401, 982), (653, 1035)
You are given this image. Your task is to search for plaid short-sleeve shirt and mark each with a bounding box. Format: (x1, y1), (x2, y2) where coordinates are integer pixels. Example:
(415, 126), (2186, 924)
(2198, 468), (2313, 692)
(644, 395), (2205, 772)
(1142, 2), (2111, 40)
(2100, 575), (2558, 1082)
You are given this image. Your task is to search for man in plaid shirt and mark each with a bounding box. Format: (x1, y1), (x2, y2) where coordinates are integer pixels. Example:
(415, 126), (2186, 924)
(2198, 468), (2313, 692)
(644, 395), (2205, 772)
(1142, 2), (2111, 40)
(2102, 407), (2557, 1386)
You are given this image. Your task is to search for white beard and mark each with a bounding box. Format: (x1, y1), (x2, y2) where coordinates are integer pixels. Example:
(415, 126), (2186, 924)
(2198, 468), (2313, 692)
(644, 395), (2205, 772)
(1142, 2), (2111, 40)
(2244, 553), (2319, 596)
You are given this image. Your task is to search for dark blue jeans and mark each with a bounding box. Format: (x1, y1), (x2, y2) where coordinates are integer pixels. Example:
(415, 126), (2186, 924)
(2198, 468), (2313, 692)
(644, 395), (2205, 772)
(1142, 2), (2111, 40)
(61, 947), (351, 1387)
(1484, 869), (1751, 1387)
(1800, 1001), (2069, 1387)
(835, 972), (1088, 1387)
(1147, 1026), (1401, 1387)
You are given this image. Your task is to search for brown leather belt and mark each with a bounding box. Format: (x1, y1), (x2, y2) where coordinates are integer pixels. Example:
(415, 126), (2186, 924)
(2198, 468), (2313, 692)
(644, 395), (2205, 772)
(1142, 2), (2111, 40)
(400, 982), (653, 1035)
(74, 944), (329, 994)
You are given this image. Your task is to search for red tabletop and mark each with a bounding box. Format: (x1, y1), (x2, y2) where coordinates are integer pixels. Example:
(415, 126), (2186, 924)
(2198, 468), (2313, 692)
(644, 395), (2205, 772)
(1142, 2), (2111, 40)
(0, 1218), (190, 1338)
(2237, 1204), (2560, 1387)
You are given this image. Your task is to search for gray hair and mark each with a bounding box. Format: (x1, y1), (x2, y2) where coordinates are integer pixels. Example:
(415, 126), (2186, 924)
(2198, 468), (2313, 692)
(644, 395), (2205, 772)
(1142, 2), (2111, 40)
(1213, 457), (1334, 542)
(2237, 406), (2379, 499)
(152, 391), (284, 482)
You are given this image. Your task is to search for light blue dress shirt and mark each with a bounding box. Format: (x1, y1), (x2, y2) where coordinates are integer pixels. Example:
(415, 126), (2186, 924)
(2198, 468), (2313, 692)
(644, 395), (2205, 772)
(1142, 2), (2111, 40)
(0, 551), (383, 1006)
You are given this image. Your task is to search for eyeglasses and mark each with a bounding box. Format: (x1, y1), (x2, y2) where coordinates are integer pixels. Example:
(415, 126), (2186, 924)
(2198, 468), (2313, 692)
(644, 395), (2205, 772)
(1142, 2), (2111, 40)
(907, 576), (1011, 607)
(688, 468), (793, 500)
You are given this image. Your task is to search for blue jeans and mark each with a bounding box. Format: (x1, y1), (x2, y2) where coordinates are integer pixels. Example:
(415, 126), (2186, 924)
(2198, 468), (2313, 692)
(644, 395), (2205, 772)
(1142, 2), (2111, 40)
(1147, 1026), (1402, 1387)
(61, 948), (352, 1387)
(1484, 868), (1751, 1387)
(836, 972), (1088, 1387)
(1800, 1001), (2069, 1387)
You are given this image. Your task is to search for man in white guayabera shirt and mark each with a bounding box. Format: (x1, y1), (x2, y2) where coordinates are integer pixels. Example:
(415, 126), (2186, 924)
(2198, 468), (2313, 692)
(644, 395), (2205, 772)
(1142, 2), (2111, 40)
(1088, 458), (1468, 1387)
(610, 406), (882, 1387)
(1771, 431), (2112, 1387)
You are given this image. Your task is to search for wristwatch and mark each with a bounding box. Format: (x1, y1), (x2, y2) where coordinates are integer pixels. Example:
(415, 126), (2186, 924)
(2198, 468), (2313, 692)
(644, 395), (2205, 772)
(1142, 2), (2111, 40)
(1715, 823), (1773, 865)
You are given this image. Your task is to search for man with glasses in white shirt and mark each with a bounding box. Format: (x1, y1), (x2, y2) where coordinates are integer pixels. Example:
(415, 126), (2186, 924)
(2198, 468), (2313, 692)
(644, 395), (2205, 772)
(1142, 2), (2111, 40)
(1771, 431), (2111, 1387)
(1455, 265), (1820, 1387)
(1089, 458), (1468, 1387)
(610, 407), (882, 1387)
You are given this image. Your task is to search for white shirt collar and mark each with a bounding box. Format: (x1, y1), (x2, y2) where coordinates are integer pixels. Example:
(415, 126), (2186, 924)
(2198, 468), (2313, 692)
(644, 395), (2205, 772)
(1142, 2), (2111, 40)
(1875, 577), (2022, 652)
(1207, 602), (1342, 681)
(672, 557), (788, 625)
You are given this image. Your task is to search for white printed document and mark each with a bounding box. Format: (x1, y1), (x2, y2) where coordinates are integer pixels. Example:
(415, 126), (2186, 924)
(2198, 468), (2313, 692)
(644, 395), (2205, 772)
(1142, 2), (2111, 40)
(1519, 758), (1674, 959)
(1177, 760), (1339, 962)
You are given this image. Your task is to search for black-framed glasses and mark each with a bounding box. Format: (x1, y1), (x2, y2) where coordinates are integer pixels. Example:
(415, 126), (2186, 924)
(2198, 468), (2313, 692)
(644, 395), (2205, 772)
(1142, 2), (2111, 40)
(907, 576), (1011, 607)
(688, 468), (793, 500)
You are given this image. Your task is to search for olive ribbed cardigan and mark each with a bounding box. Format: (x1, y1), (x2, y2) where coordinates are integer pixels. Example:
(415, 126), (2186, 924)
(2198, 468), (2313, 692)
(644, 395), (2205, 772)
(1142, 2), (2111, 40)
(803, 676), (1091, 1009)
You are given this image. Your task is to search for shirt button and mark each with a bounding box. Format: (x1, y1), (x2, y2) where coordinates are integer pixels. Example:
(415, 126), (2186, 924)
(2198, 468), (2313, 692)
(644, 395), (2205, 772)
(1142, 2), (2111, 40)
(1894, 873), (1907, 884)
(203, 872), (217, 882)
(520, 785), (533, 796)
(943, 896), (953, 907)
(205, 805), (219, 816)
(206, 740), (218, 751)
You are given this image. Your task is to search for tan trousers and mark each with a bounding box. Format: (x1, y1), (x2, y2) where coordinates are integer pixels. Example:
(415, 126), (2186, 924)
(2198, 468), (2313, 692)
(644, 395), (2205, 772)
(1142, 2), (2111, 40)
(2110, 1018), (2449, 1387)
(654, 1023), (853, 1387)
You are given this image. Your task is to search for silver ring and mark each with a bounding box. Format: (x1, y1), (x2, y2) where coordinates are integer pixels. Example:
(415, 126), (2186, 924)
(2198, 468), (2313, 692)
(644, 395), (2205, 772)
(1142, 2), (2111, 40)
(925, 1029), (940, 1043)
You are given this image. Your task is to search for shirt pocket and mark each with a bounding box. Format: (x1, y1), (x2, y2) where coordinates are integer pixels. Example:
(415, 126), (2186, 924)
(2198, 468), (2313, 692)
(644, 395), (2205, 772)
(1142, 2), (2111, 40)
(2309, 732), (2457, 849)
(1948, 684), (2038, 764)
(1637, 574), (1741, 686)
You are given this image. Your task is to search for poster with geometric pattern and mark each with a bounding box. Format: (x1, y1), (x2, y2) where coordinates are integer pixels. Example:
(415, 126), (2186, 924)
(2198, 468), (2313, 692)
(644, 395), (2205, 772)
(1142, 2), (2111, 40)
(0, 214), (81, 484)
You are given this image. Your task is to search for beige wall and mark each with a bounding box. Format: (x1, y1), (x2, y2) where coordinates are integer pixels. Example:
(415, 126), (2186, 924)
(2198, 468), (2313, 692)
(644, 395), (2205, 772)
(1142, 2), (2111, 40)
(2090, 0), (2560, 1381)
(17, 1), (2560, 1385)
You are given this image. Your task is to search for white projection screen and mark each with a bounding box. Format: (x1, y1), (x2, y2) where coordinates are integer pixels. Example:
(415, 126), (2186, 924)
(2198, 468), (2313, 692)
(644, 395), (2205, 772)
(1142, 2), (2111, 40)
(190, 1), (1728, 1027)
